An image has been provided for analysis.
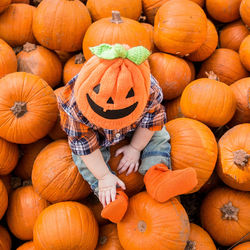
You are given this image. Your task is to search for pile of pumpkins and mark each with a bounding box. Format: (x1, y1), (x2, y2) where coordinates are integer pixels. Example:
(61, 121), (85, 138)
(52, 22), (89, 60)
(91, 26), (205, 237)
(0, 0), (249, 249)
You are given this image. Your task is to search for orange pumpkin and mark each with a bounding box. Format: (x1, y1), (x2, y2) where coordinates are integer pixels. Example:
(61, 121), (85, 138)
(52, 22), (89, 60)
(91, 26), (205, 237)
(141, 23), (155, 52)
(6, 185), (49, 240)
(0, 39), (17, 78)
(0, 175), (12, 194)
(239, 35), (250, 71)
(165, 96), (184, 121)
(0, 4), (36, 46)
(82, 11), (152, 60)
(217, 124), (250, 191)
(154, 0), (207, 56)
(109, 139), (144, 197)
(149, 53), (192, 100)
(0, 179), (8, 220)
(14, 137), (51, 180)
(87, 0), (142, 21)
(165, 118), (218, 192)
(63, 53), (85, 85)
(33, 0), (91, 52)
(32, 139), (91, 203)
(33, 201), (99, 249)
(17, 42), (62, 88)
(198, 49), (249, 85)
(240, 0), (250, 27)
(206, 0), (241, 23)
(117, 192), (190, 250)
(220, 20), (249, 52)
(200, 187), (250, 246)
(0, 0), (11, 13)
(232, 242), (250, 250)
(17, 241), (35, 250)
(187, 20), (218, 62)
(0, 72), (58, 144)
(0, 225), (11, 250)
(186, 223), (216, 250)
(180, 73), (237, 127)
(96, 224), (123, 250)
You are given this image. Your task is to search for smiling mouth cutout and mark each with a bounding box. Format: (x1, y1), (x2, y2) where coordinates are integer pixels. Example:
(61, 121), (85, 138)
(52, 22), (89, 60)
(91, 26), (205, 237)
(86, 94), (138, 119)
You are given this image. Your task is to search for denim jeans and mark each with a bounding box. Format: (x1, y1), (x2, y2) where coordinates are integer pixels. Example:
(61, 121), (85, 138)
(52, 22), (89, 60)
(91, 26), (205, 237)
(72, 126), (171, 196)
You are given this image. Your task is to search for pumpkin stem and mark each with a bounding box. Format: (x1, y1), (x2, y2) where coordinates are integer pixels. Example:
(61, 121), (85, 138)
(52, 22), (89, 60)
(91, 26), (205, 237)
(111, 11), (123, 24)
(23, 42), (37, 53)
(185, 240), (196, 250)
(99, 236), (107, 245)
(233, 149), (250, 168)
(10, 102), (27, 118)
(205, 71), (220, 81)
(138, 220), (147, 232)
(75, 53), (85, 64)
(220, 201), (239, 221)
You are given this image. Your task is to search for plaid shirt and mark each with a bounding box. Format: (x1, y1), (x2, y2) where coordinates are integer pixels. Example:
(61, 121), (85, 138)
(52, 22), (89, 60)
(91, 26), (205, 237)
(57, 74), (166, 156)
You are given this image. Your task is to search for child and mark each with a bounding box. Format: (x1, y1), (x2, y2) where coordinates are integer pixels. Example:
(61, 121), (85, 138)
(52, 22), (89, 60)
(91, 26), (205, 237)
(57, 44), (198, 223)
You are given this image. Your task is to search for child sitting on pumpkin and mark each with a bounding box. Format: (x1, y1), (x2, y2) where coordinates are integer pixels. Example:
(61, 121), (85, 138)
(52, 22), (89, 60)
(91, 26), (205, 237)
(57, 44), (198, 223)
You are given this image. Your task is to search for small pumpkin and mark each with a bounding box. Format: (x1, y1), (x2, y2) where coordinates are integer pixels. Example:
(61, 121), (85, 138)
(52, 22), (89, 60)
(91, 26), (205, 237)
(16, 241), (35, 250)
(0, 72), (58, 144)
(0, 179), (8, 220)
(17, 42), (62, 88)
(6, 185), (49, 240)
(33, 201), (99, 250)
(0, 225), (11, 250)
(0, 0), (11, 13)
(232, 242), (250, 250)
(240, 0), (250, 27)
(239, 35), (250, 71)
(165, 96), (184, 121)
(220, 20), (249, 52)
(200, 187), (250, 246)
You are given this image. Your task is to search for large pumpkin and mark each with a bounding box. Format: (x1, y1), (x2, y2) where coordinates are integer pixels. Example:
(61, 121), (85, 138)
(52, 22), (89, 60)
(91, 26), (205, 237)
(200, 187), (250, 246)
(153, 0), (207, 56)
(240, 0), (250, 27)
(32, 0), (92, 52)
(198, 49), (249, 85)
(33, 201), (99, 250)
(82, 11), (152, 60)
(6, 185), (49, 240)
(180, 73), (237, 127)
(239, 35), (250, 71)
(0, 226), (11, 250)
(117, 192), (190, 250)
(32, 139), (91, 203)
(148, 52), (192, 100)
(0, 4), (36, 46)
(16, 241), (35, 250)
(17, 42), (62, 88)
(232, 242), (250, 250)
(0, 72), (58, 144)
(165, 118), (218, 192)
(0, 179), (8, 220)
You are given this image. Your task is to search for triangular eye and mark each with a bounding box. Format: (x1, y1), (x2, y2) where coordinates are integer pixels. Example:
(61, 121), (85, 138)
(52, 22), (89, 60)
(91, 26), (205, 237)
(93, 84), (100, 94)
(107, 97), (114, 104)
(126, 88), (134, 98)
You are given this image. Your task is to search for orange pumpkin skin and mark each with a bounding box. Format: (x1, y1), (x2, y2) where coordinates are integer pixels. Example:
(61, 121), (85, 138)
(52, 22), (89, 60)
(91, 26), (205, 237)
(97, 224), (123, 250)
(229, 78), (250, 125)
(17, 43), (62, 88)
(33, 201), (99, 250)
(0, 0), (11, 13)
(154, 0), (207, 56)
(0, 39), (17, 78)
(217, 124), (250, 191)
(232, 242), (250, 250)
(165, 118), (218, 192)
(187, 20), (218, 62)
(82, 11), (152, 60)
(240, 0), (250, 27)
(220, 20), (249, 52)
(186, 60), (196, 81)
(186, 223), (216, 250)
(239, 35), (250, 71)
(63, 53), (85, 85)
(33, 0), (91, 52)
(117, 192), (190, 250)
(165, 96), (184, 121)
(0, 72), (58, 144)
(109, 139), (144, 197)
(200, 187), (250, 246)
(87, 0), (142, 21)
(0, 4), (36, 46)
(0, 138), (19, 175)
(198, 49), (249, 85)
(0, 179), (8, 220)
(180, 78), (237, 127)
(32, 140), (91, 203)
(14, 137), (51, 180)
(6, 185), (49, 240)
(141, 23), (155, 52)
(149, 53), (192, 100)
(16, 241), (35, 250)
(0, 225), (11, 250)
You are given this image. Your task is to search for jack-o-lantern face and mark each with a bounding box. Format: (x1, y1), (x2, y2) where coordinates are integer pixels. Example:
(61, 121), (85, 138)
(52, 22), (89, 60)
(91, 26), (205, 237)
(74, 56), (151, 130)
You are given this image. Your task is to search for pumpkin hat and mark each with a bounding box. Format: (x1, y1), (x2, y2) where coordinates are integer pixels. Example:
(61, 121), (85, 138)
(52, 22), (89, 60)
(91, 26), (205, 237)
(74, 43), (151, 130)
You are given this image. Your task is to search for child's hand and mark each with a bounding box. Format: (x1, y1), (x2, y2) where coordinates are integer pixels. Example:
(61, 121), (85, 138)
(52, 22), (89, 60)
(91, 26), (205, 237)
(98, 173), (125, 207)
(115, 144), (140, 176)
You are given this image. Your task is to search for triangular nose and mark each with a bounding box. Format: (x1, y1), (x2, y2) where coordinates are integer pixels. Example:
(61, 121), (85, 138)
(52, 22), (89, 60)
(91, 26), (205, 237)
(107, 97), (114, 104)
